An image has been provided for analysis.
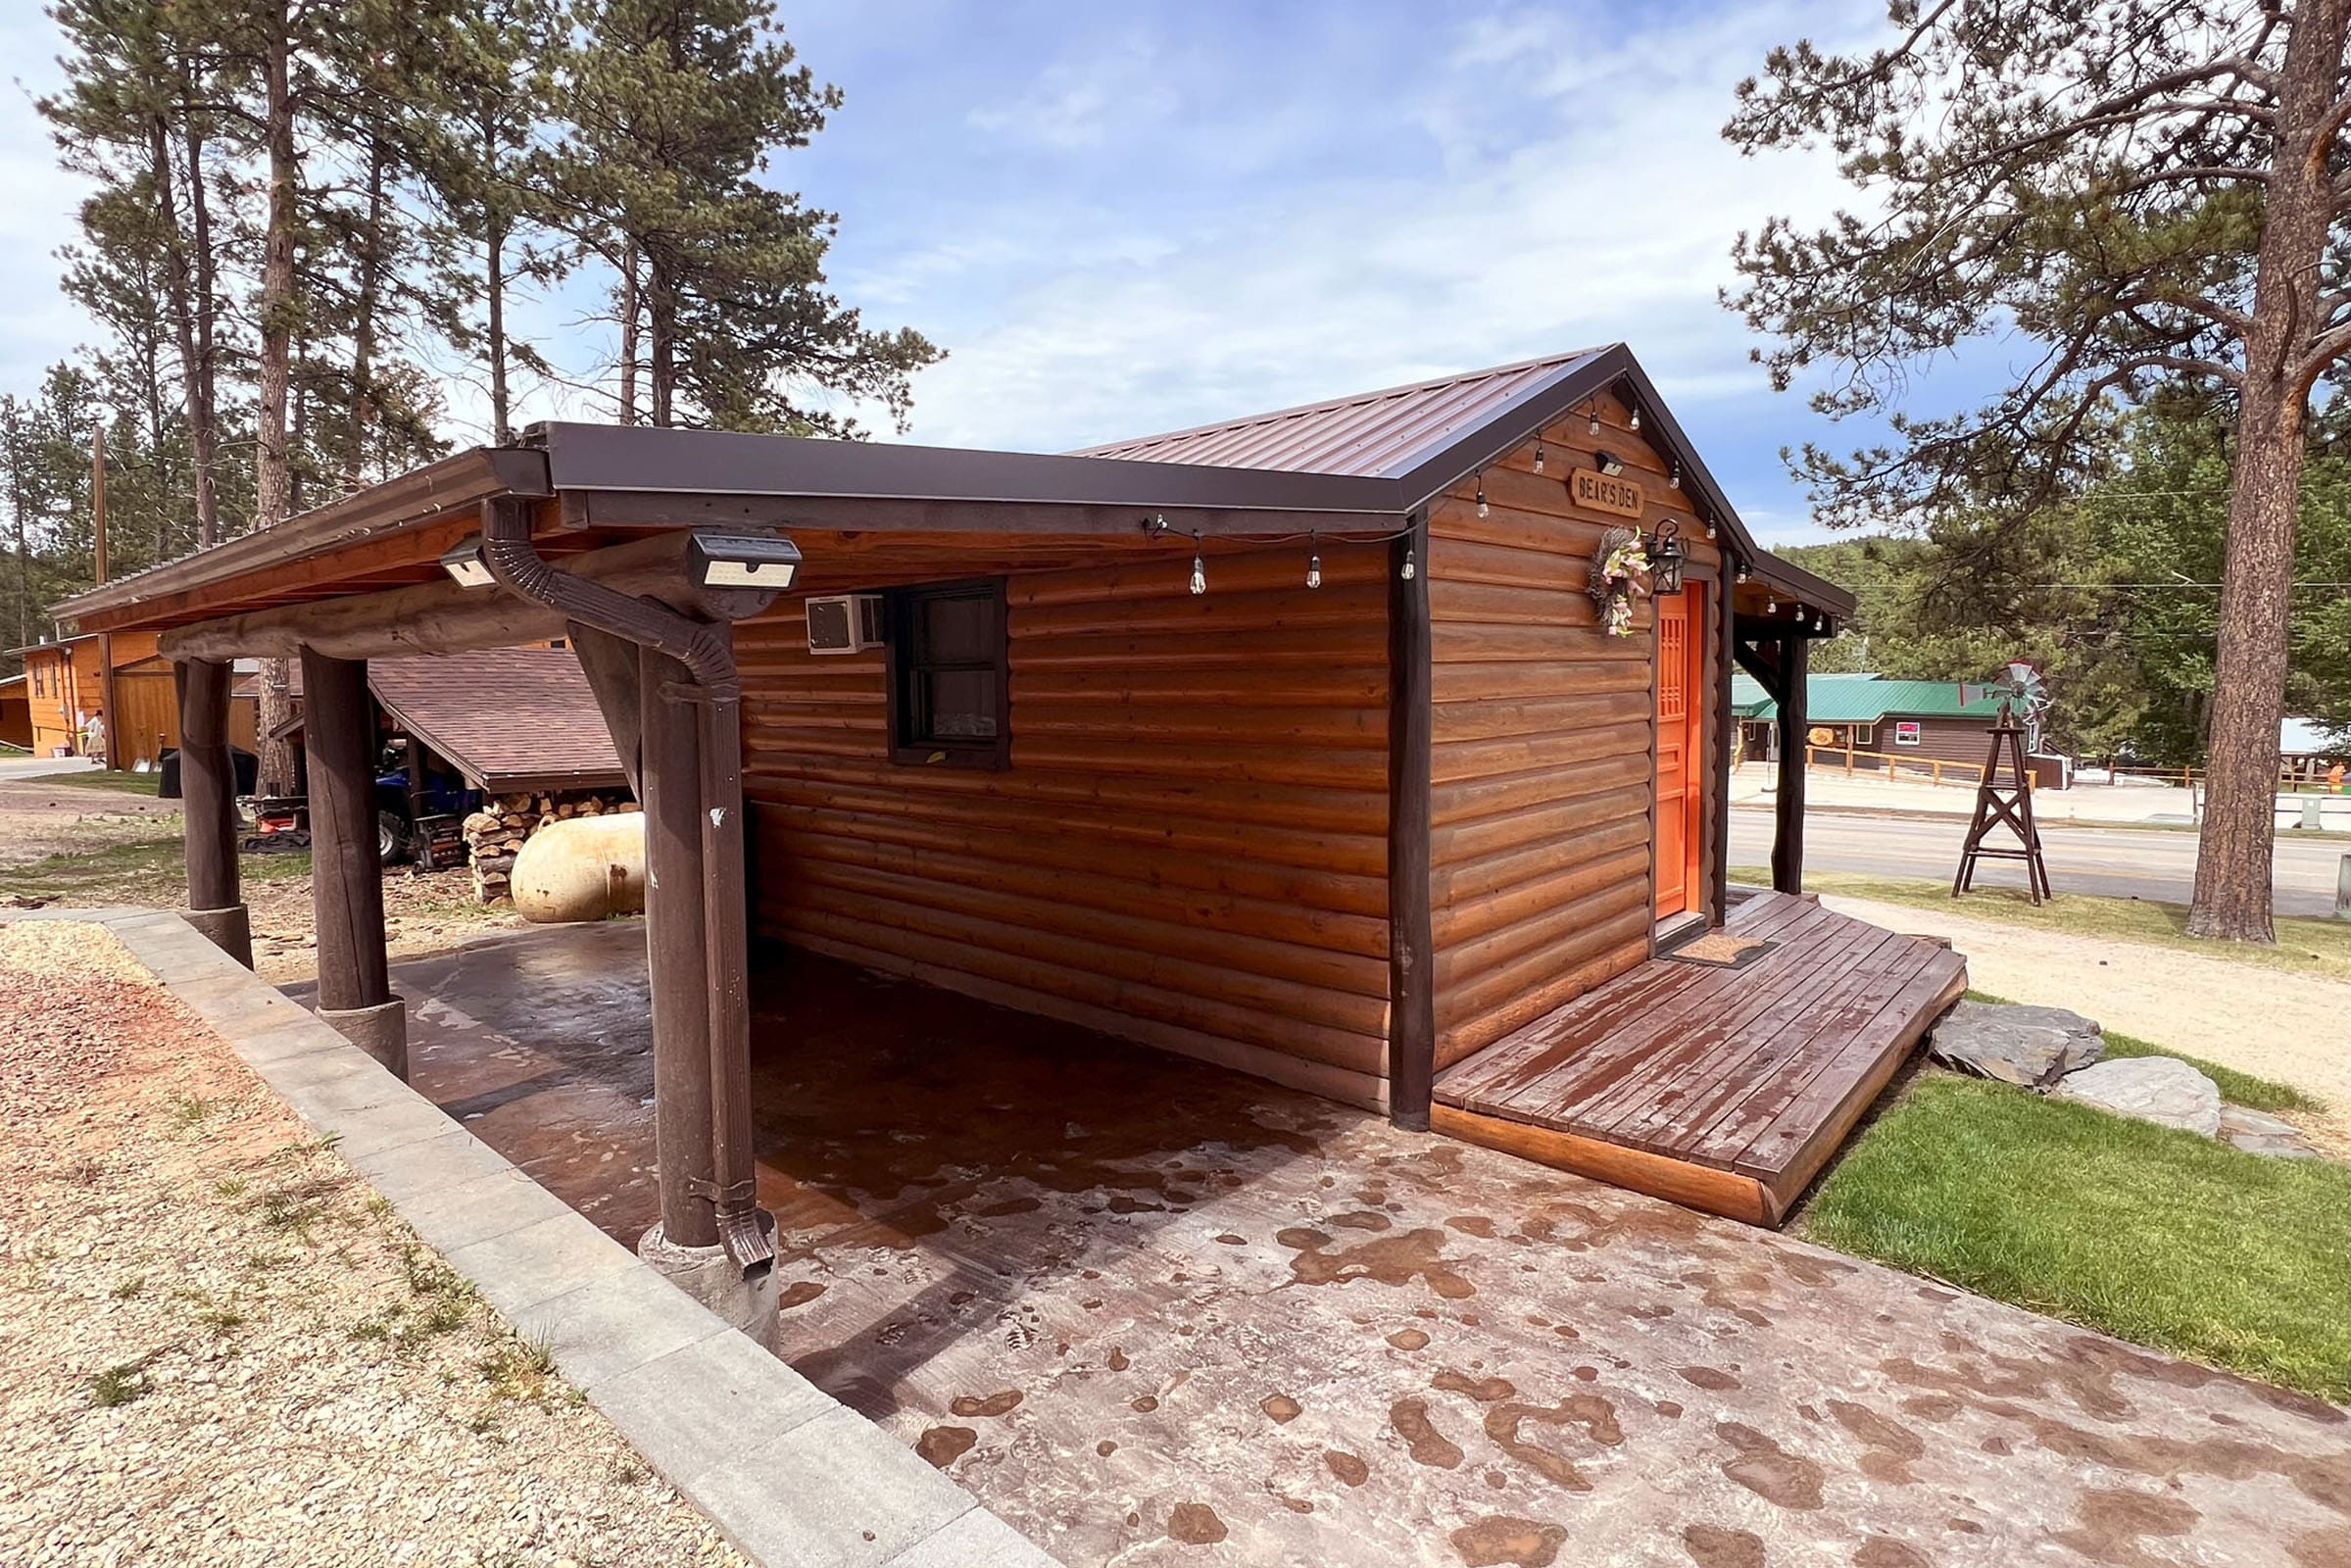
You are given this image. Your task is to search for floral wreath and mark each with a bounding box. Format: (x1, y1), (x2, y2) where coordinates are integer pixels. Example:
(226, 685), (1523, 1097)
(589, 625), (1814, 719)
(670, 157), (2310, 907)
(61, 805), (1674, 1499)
(1588, 525), (1652, 637)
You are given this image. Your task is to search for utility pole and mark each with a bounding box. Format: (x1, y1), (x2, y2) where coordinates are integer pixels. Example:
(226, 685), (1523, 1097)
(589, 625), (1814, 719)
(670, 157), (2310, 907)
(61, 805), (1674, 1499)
(93, 425), (118, 769)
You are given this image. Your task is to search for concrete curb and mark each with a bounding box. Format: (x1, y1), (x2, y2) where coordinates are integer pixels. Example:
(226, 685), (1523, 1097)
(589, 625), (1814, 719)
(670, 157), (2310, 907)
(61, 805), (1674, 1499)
(1, 906), (1057, 1568)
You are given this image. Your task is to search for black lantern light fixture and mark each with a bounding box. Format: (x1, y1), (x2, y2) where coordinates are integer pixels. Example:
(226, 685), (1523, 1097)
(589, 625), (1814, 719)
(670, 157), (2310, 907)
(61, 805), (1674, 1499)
(1647, 519), (1686, 595)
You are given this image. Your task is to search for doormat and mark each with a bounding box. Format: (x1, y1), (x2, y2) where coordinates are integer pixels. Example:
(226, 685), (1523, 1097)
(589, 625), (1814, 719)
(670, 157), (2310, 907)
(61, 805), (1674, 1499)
(1664, 931), (1774, 969)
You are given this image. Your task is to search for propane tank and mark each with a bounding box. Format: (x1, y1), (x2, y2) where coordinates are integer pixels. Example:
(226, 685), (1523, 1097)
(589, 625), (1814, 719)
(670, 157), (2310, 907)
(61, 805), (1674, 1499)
(511, 811), (647, 923)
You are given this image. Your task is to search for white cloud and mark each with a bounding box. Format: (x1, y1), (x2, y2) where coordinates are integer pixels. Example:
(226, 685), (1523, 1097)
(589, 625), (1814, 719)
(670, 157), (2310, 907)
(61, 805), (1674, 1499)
(901, 1), (1882, 467)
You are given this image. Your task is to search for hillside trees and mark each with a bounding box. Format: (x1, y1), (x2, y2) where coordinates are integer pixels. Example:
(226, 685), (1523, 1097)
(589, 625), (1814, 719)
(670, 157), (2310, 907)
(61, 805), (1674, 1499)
(10, 0), (932, 709)
(1728, 0), (2351, 942)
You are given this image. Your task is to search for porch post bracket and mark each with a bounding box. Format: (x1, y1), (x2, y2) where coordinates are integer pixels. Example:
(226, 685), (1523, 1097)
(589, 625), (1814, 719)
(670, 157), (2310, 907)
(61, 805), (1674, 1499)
(479, 499), (777, 1280)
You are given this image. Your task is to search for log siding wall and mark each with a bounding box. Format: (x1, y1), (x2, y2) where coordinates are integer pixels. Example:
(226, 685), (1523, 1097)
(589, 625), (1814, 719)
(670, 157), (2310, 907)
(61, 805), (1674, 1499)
(1428, 396), (1725, 1068)
(738, 544), (1395, 1108)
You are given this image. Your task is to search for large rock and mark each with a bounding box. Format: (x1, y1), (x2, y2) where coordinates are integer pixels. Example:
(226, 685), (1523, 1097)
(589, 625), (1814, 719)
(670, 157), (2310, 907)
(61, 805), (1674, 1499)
(1927, 1000), (2103, 1089)
(2218, 1105), (2323, 1160)
(2054, 1056), (2223, 1138)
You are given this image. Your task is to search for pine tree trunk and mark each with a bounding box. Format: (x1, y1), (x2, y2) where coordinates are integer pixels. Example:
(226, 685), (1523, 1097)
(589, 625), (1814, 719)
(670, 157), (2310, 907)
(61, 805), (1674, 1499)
(182, 65), (220, 549)
(648, 251), (673, 427)
(2185, 0), (2348, 943)
(253, 18), (299, 799)
(151, 108), (205, 559)
(617, 239), (640, 424)
(345, 136), (387, 487)
(484, 107), (511, 446)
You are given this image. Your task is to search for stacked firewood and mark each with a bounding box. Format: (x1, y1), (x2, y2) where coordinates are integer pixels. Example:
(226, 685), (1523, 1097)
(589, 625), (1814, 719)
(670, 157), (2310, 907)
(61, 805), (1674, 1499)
(461, 791), (639, 904)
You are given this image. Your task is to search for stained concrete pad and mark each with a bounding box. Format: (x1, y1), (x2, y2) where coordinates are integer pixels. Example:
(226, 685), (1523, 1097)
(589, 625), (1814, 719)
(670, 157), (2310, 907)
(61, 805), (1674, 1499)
(370, 923), (2351, 1567)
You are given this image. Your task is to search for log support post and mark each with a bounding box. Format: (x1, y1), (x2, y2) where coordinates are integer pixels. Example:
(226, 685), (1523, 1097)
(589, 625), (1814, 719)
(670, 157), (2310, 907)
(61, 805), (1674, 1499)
(174, 657), (252, 966)
(299, 647), (406, 1076)
(1386, 514), (1435, 1131)
(1771, 631), (1809, 896)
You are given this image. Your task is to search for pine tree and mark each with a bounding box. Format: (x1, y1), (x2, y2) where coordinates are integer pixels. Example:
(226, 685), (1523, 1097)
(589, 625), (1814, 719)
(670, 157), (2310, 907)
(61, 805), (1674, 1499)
(1727, 0), (2351, 942)
(541, 0), (939, 432)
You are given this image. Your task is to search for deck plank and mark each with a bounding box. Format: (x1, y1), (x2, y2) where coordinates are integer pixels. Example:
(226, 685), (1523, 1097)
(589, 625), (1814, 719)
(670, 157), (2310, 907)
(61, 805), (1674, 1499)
(1435, 895), (1822, 1101)
(1432, 893), (1966, 1228)
(1460, 902), (1842, 1120)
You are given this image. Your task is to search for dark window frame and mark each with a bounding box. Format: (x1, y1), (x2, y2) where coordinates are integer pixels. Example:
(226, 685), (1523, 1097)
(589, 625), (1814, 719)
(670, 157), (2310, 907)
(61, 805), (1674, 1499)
(883, 576), (1011, 769)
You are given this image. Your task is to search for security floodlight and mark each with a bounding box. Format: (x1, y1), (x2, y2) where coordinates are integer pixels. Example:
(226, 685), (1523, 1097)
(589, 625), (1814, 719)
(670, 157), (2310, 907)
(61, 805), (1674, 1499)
(1593, 450), (1626, 477)
(688, 532), (802, 590)
(439, 536), (494, 589)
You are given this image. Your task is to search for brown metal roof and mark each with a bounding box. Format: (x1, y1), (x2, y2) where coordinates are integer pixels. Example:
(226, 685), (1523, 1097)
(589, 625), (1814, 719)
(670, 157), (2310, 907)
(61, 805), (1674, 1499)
(237, 648), (626, 795)
(369, 649), (626, 795)
(53, 343), (1852, 632)
(1075, 349), (1610, 477)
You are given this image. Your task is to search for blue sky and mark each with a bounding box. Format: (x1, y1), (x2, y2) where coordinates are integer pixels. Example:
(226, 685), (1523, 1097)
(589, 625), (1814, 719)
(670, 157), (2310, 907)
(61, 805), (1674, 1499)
(0, 0), (1924, 547)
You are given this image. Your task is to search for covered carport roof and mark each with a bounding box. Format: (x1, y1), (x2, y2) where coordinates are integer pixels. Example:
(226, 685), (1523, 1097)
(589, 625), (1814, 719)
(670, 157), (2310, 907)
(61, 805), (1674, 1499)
(54, 342), (1851, 639)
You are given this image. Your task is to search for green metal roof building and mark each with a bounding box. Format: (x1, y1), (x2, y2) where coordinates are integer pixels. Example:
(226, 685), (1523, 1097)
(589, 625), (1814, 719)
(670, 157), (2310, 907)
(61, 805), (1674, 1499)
(1729, 673), (1995, 724)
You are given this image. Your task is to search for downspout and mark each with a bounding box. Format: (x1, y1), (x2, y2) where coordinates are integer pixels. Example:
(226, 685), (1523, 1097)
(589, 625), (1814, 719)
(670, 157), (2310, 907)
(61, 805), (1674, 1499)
(479, 500), (773, 1279)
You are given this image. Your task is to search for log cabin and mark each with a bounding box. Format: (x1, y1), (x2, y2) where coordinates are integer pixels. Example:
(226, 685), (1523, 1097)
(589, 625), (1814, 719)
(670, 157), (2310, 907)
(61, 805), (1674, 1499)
(9, 629), (179, 765)
(55, 345), (1964, 1246)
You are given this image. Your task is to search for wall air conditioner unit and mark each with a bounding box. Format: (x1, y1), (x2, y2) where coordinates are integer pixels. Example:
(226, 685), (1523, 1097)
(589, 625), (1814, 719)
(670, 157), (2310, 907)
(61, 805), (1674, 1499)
(805, 593), (884, 655)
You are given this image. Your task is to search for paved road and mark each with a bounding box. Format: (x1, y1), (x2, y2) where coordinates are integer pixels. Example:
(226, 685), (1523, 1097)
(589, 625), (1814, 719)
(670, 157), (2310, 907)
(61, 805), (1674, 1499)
(1730, 806), (2348, 917)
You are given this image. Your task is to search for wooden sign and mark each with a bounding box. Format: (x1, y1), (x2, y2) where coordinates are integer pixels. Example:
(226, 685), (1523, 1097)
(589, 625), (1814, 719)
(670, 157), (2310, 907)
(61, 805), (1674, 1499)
(1569, 467), (1645, 518)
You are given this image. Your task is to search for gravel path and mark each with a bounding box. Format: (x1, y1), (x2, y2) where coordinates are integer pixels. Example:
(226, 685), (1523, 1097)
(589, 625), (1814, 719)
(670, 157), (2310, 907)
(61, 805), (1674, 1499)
(1825, 894), (2351, 1153)
(0, 921), (745, 1568)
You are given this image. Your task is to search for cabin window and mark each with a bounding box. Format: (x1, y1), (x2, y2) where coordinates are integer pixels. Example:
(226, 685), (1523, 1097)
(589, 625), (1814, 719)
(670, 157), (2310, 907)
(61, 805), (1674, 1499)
(885, 578), (1009, 768)
(1852, 723), (1875, 746)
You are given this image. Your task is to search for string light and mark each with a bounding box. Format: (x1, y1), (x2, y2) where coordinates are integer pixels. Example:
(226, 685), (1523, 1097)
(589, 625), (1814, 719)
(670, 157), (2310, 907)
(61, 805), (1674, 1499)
(1669, 461), (1682, 490)
(1629, 406), (1641, 432)
(1475, 473), (1489, 517)
(1765, 596), (1777, 613)
(1534, 439), (1545, 473)
(1736, 563), (1750, 582)
(1587, 403), (1599, 436)
(1401, 545), (1417, 581)
(1189, 533), (1206, 596)
(1703, 518), (1717, 539)
(1306, 531), (1322, 590)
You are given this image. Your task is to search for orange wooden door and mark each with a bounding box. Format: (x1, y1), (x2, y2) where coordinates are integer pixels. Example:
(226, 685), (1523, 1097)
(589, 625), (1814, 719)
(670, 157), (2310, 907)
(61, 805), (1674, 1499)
(1653, 585), (1705, 916)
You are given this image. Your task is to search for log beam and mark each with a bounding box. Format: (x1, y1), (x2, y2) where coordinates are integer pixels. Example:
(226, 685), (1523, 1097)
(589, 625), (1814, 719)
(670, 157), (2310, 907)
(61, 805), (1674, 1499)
(300, 648), (404, 1076)
(159, 532), (739, 663)
(174, 656), (251, 967)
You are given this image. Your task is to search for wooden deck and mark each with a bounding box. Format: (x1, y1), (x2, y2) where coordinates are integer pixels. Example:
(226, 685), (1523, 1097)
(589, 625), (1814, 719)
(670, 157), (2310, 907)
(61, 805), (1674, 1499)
(1432, 891), (1968, 1226)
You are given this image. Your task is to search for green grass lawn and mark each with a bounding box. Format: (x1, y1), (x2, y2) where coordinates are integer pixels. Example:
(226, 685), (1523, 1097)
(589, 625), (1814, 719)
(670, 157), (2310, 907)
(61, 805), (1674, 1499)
(1733, 864), (2348, 979)
(1801, 1069), (2351, 1402)
(1, 835), (309, 906)
(40, 767), (167, 796)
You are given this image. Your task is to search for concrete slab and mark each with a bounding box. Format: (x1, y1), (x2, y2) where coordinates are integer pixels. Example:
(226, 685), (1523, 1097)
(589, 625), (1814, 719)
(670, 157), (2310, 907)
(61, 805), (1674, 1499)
(884, 1509), (1061, 1568)
(520, 1263), (724, 1392)
(394, 1165), (556, 1251)
(444, 1208), (645, 1320)
(692, 1407), (977, 1568)
(368, 923), (2351, 1568)
(588, 1325), (839, 1489)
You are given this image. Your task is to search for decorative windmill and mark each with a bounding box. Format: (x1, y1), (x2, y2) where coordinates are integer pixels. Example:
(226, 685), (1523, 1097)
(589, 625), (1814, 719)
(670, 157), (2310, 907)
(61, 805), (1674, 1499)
(1953, 661), (2053, 903)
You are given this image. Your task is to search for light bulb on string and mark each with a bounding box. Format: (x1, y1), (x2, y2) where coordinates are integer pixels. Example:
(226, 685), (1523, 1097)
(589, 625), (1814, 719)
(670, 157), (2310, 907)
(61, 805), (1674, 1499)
(1534, 440), (1545, 472)
(1476, 474), (1489, 517)
(1190, 535), (1206, 597)
(1766, 596), (1777, 613)
(1587, 404), (1599, 436)
(1629, 406), (1641, 432)
(1400, 545), (1417, 581)
(1669, 461), (1682, 490)
(1306, 532), (1322, 590)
